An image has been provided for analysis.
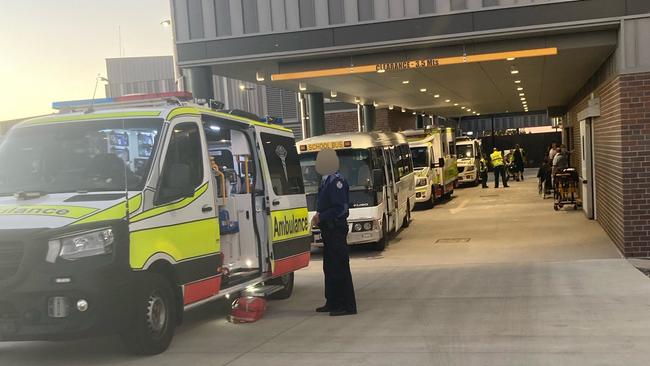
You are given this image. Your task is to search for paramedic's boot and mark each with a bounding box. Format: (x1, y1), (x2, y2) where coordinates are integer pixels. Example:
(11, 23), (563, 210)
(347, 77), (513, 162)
(316, 305), (332, 313)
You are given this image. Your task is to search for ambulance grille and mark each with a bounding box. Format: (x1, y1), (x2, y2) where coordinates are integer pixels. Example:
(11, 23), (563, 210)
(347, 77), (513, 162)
(0, 242), (24, 281)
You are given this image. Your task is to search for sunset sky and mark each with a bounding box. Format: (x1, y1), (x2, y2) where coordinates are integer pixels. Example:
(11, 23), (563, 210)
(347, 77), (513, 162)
(0, 0), (174, 121)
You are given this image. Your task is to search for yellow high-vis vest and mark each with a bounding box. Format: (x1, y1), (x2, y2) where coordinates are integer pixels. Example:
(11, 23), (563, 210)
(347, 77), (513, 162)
(491, 151), (504, 167)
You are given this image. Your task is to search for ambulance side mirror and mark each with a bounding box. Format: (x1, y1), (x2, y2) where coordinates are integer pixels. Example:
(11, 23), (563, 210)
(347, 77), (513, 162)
(438, 158), (445, 167)
(372, 169), (384, 191)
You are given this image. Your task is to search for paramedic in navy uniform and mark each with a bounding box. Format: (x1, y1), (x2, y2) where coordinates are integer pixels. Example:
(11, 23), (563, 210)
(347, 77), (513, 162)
(311, 149), (357, 316)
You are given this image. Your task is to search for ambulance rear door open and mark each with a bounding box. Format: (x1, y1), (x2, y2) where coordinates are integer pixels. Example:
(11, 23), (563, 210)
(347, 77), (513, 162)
(255, 126), (311, 277)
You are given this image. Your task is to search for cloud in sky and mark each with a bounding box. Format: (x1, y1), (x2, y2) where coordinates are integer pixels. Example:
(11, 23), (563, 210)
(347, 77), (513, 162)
(0, 0), (174, 121)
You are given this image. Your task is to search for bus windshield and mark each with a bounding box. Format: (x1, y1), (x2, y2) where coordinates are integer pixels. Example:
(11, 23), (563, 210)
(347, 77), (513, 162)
(457, 144), (475, 158)
(299, 149), (374, 194)
(410, 147), (429, 168)
(0, 118), (162, 196)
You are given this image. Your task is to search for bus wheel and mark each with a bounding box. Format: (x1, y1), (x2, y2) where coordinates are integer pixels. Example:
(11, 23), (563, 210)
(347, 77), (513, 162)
(266, 272), (295, 300)
(402, 203), (411, 228)
(373, 216), (388, 251)
(121, 273), (177, 355)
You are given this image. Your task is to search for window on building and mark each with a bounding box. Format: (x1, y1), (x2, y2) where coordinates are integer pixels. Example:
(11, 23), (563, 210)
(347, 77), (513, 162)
(215, 0), (232, 36)
(482, 0), (500, 7)
(260, 133), (305, 196)
(241, 0), (259, 33)
(358, 0), (374, 21)
(299, 0), (317, 28)
(450, 0), (467, 11)
(187, 0), (205, 39)
(419, 0), (436, 14)
(328, 0), (345, 24)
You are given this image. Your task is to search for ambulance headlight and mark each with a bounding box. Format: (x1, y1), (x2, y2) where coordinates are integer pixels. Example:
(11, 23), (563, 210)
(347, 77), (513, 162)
(416, 178), (428, 187)
(47, 228), (114, 262)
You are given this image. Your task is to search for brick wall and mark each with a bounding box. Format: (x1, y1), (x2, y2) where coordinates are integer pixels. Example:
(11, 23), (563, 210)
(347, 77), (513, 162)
(567, 72), (650, 257)
(324, 110), (358, 134)
(619, 73), (650, 257)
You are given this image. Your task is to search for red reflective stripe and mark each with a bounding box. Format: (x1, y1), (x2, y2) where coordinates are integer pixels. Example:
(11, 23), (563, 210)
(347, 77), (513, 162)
(183, 276), (221, 305)
(273, 252), (310, 276)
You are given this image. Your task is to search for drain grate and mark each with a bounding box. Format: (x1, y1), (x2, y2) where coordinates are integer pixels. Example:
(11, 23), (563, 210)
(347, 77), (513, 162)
(435, 238), (471, 244)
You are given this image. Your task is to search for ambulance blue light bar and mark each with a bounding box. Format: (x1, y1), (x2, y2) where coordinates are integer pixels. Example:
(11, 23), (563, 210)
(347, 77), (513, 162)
(52, 92), (194, 110)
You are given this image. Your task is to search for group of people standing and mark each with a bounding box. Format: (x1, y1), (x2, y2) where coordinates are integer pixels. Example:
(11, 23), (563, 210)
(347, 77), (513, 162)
(479, 145), (526, 188)
(537, 143), (569, 194)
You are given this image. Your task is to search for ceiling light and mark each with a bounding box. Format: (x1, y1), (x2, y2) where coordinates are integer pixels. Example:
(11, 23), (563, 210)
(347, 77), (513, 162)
(377, 69), (386, 74)
(401, 108), (406, 113)
(354, 97), (361, 104)
(507, 57), (516, 61)
(473, 112), (477, 115)
(299, 82), (307, 91)
(421, 113), (426, 116)
(515, 80), (521, 84)
(420, 88), (427, 92)
(434, 94), (440, 98)
(467, 109), (472, 112)
(255, 72), (265, 82)
(461, 107), (466, 110)
(389, 105), (394, 110)
(511, 69), (519, 75)
(521, 97), (526, 101)
(445, 99), (451, 103)
(453, 103), (458, 106)
(373, 101), (379, 107)
(477, 113), (481, 116)
(330, 90), (337, 98)
(517, 87), (524, 91)
(519, 93), (525, 96)
(402, 80), (410, 84)
(412, 112), (416, 115)
(239, 84), (246, 91)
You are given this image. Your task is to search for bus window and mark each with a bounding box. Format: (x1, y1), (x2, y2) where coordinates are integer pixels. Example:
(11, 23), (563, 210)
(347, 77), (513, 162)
(388, 148), (400, 182)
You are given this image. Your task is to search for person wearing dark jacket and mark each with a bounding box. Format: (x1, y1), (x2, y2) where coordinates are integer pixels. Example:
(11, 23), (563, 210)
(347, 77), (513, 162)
(312, 149), (357, 317)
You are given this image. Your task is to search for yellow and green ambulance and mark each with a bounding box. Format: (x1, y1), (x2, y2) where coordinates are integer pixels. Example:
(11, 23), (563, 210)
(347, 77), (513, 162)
(0, 92), (311, 354)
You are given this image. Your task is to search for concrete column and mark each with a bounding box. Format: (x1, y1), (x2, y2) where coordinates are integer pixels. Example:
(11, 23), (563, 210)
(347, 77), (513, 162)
(307, 93), (326, 137)
(362, 104), (376, 132)
(184, 66), (214, 100)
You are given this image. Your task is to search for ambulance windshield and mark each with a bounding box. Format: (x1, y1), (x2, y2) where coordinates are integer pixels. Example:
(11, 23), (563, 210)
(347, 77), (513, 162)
(410, 147), (429, 168)
(0, 118), (162, 196)
(457, 144), (474, 158)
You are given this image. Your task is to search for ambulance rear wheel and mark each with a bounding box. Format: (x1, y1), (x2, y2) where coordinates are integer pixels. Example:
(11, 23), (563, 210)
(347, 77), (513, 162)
(267, 272), (294, 300)
(121, 273), (177, 355)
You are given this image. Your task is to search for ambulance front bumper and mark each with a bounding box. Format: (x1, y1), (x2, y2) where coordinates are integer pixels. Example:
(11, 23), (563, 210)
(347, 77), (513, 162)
(415, 186), (432, 203)
(458, 171), (478, 183)
(0, 223), (137, 341)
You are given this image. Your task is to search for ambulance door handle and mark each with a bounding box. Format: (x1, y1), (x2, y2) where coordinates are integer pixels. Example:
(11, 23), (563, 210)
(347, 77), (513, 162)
(202, 205), (213, 213)
(272, 199), (281, 206)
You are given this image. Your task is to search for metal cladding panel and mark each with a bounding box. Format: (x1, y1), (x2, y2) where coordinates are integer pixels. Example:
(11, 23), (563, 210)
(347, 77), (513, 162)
(105, 57), (174, 84)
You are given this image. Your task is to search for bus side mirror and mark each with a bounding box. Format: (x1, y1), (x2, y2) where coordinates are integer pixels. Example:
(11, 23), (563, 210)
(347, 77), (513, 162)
(438, 158), (445, 167)
(372, 169), (384, 190)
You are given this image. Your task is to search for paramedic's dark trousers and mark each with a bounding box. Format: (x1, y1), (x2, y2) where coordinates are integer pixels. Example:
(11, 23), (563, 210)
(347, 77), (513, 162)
(480, 171), (488, 188)
(321, 223), (357, 313)
(494, 166), (508, 188)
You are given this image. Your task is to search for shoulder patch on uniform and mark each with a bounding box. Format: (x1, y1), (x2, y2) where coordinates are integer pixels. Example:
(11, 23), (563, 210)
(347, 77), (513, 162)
(336, 181), (343, 189)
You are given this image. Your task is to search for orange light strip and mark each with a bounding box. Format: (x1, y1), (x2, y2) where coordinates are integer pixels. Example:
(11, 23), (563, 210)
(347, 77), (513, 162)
(271, 47), (558, 81)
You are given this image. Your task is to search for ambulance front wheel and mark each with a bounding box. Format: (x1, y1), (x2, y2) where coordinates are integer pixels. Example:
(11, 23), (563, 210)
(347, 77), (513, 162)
(121, 273), (177, 355)
(267, 272), (294, 300)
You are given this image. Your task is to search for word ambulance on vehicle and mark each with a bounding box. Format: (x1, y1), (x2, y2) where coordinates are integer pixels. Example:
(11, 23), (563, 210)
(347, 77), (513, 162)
(455, 137), (482, 185)
(402, 127), (458, 207)
(0, 92), (311, 354)
(297, 132), (415, 251)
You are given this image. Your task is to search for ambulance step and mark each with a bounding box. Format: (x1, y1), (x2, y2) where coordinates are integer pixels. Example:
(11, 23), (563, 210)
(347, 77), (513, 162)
(241, 285), (285, 297)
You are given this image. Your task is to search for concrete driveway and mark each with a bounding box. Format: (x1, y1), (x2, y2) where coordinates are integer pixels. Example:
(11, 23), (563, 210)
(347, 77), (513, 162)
(3, 175), (650, 365)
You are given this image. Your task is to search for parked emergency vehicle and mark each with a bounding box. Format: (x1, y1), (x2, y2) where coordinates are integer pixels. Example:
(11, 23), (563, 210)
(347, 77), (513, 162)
(402, 127), (458, 207)
(0, 92), (311, 354)
(297, 132), (415, 251)
(456, 137), (482, 185)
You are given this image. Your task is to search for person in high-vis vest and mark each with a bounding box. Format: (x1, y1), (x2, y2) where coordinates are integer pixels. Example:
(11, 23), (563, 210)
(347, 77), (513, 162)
(490, 148), (509, 188)
(479, 154), (489, 188)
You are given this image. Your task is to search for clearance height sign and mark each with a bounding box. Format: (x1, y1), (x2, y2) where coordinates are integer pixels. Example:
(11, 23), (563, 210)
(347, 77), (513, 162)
(271, 47), (558, 81)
